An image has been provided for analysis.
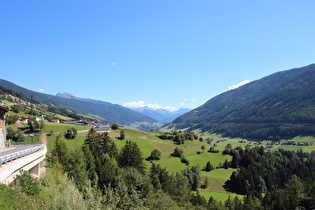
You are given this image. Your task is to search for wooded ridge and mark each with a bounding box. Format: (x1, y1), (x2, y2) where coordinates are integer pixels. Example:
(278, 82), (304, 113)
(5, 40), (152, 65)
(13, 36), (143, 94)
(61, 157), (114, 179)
(170, 64), (315, 140)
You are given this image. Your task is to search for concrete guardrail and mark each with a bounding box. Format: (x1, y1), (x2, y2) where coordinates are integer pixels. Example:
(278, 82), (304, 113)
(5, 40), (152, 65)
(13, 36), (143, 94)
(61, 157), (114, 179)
(0, 144), (45, 168)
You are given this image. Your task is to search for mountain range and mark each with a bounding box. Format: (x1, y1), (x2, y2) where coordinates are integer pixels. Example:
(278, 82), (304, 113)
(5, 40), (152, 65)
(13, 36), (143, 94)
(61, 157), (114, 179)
(0, 79), (160, 129)
(169, 63), (315, 139)
(2, 63), (315, 138)
(56, 92), (191, 123)
(130, 107), (191, 123)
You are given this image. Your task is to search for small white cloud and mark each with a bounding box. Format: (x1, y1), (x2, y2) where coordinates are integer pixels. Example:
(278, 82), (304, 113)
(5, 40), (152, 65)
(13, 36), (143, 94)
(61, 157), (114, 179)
(124, 100), (146, 108)
(229, 80), (250, 90)
(164, 106), (176, 112)
(38, 89), (44, 92)
(147, 103), (162, 109)
(124, 100), (175, 111)
(191, 97), (198, 102)
(180, 103), (185, 106)
(183, 98), (198, 102)
(112, 62), (116, 66)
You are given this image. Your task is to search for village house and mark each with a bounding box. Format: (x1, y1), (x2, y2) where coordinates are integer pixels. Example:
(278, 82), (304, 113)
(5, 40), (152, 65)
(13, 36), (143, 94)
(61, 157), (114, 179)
(52, 119), (60, 123)
(66, 119), (74, 124)
(36, 116), (44, 122)
(0, 106), (9, 148)
(95, 121), (111, 132)
(76, 120), (90, 126)
(20, 116), (29, 123)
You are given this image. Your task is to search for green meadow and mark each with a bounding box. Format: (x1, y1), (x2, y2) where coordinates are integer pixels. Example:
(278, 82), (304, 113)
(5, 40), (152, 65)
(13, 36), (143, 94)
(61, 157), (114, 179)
(109, 128), (239, 199)
(42, 122), (90, 134)
(44, 125), (315, 203)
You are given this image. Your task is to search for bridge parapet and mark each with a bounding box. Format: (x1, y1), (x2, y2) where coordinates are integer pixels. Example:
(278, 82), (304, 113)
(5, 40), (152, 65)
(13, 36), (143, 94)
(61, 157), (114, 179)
(0, 144), (47, 185)
(0, 144), (45, 167)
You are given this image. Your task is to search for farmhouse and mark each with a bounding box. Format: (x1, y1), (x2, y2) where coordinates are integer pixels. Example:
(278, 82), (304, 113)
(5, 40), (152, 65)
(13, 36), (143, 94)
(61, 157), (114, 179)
(76, 120), (90, 126)
(20, 116), (29, 123)
(52, 119), (60, 123)
(66, 119), (74, 124)
(0, 106), (9, 148)
(95, 121), (111, 132)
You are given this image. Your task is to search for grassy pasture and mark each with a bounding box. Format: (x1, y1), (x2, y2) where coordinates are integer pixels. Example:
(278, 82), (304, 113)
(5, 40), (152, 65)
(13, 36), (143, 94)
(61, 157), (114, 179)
(42, 122), (90, 133)
(198, 191), (243, 204)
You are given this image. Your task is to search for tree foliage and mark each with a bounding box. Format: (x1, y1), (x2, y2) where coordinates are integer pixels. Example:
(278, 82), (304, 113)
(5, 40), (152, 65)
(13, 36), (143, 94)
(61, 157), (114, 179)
(225, 146), (315, 197)
(148, 149), (161, 160)
(118, 140), (146, 175)
(64, 127), (77, 139)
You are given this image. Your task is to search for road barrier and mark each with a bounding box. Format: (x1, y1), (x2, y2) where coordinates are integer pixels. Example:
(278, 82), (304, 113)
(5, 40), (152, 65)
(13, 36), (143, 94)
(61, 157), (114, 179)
(0, 144), (45, 167)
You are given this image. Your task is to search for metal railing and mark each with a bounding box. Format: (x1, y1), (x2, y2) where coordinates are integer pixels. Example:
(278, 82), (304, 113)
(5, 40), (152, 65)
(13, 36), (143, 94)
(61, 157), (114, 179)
(9, 142), (43, 146)
(0, 144), (45, 167)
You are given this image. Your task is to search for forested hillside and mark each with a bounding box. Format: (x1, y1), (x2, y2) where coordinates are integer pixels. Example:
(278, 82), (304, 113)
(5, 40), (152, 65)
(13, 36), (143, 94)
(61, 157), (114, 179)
(170, 64), (315, 140)
(0, 79), (159, 127)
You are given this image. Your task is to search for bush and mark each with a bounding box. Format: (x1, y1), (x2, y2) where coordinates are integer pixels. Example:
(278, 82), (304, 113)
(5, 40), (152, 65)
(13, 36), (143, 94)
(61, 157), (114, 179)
(64, 127), (77, 139)
(111, 123), (119, 130)
(172, 147), (184, 158)
(149, 149), (161, 160)
(14, 170), (40, 196)
(5, 114), (19, 125)
(120, 130), (125, 140)
(181, 157), (189, 165)
(6, 127), (25, 142)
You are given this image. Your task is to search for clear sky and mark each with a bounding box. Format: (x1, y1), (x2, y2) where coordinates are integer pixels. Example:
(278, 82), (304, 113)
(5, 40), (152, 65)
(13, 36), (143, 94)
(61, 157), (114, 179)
(1, 1), (315, 111)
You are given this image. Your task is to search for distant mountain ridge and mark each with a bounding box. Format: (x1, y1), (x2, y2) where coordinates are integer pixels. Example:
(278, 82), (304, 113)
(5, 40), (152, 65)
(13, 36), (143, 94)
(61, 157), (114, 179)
(0, 79), (159, 128)
(56, 92), (79, 99)
(131, 107), (191, 123)
(169, 63), (315, 139)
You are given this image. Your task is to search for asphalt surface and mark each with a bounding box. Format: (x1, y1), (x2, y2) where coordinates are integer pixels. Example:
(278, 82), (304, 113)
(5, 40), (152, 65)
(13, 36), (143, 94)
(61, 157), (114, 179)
(0, 145), (41, 157)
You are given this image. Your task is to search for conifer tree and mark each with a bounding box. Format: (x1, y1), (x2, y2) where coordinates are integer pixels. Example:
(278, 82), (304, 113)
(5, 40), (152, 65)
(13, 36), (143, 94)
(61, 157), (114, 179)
(118, 140), (146, 174)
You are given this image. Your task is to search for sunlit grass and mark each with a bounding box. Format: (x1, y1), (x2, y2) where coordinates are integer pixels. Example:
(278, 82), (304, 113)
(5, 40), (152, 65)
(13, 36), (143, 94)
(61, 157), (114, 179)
(42, 122), (90, 133)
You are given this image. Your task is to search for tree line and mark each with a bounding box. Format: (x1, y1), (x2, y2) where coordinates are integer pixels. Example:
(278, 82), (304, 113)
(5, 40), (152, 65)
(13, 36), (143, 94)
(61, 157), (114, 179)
(197, 122), (315, 141)
(224, 146), (315, 209)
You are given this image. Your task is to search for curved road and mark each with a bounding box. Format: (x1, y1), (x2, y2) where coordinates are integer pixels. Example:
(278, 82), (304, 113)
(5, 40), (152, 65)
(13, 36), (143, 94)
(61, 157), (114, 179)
(0, 145), (41, 156)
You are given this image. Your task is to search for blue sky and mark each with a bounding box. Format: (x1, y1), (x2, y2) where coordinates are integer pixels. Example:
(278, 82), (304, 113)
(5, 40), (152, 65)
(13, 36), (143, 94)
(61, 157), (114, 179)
(1, 1), (315, 111)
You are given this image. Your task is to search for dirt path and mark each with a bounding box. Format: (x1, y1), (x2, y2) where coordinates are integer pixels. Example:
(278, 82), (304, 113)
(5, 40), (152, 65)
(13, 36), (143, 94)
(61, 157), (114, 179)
(16, 120), (26, 132)
(40, 133), (47, 176)
(41, 133), (47, 145)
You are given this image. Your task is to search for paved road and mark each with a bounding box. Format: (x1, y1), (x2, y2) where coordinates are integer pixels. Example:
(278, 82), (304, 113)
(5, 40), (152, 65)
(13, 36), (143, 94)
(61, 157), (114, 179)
(0, 145), (41, 157)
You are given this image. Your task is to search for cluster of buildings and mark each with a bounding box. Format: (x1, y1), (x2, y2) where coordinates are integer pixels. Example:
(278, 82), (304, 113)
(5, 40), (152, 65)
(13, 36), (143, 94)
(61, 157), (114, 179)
(13, 101), (36, 107)
(20, 116), (44, 123)
(20, 116), (111, 132)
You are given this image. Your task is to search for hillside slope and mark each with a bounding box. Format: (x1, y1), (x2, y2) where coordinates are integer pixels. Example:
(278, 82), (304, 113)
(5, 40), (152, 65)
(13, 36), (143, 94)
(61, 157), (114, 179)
(171, 63), (315, 139)
(0, 79), (158, 126)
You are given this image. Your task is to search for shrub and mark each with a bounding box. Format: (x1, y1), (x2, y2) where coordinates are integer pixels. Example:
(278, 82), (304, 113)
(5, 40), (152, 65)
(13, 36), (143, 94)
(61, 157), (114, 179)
(64, 127), (77, 139)
(111, 123), (119, 130)
(120, 130), (125, 140)
(14, 170), (40, 196)
(149, 149), (161, 160)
